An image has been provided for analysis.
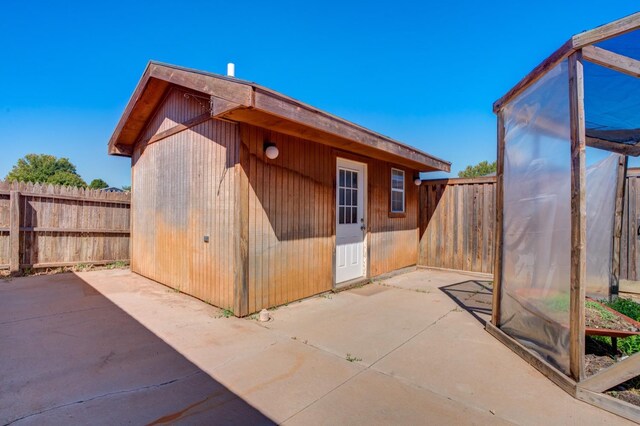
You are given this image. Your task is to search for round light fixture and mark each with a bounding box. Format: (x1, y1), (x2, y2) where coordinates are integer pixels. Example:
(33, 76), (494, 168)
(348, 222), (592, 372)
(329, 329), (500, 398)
(414, 177), (422, 186)
(265, 144), (279, 160)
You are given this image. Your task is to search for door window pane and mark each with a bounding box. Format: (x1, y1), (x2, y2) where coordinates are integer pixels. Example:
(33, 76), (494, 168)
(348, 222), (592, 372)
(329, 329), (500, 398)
(338, 167), (361, 224)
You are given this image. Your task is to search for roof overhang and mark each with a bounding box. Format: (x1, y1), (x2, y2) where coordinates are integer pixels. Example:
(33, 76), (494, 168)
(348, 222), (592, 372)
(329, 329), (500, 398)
(108, 62), (450, 172)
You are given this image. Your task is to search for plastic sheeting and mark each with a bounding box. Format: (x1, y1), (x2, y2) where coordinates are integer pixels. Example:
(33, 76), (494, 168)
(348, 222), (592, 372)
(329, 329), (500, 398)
(584, 61), (640, 145)
(585, 149), (619, 299)
(500, 60), (571, 374)
(586, 29), (640, 146)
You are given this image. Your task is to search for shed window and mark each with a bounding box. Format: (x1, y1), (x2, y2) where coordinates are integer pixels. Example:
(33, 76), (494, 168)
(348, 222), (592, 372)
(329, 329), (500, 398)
(390, 168), (405, 213)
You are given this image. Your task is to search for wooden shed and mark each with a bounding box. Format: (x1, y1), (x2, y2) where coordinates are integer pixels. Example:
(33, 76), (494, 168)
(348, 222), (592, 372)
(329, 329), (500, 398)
(108, 62), (450, 316)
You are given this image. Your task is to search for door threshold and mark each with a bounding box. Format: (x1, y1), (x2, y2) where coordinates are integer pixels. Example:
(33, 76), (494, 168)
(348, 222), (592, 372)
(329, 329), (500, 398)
(334, 276), (370, 292)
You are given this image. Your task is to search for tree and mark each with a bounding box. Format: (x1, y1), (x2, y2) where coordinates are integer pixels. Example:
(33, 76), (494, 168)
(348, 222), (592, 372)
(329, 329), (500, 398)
(6, 154), (87, 187)
(89, 178), (109, 189)
(48, 171), (87, 187)
(458, 160), (496, 178)
(121, 185), (131, 192)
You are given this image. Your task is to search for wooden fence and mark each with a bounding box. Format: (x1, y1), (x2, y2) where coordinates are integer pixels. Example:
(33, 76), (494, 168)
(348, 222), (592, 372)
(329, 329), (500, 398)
(621, 171), (640, 281)
(419, 177), (496, 274)
(419, 173), (640, 280)
(0, 181), (130, 271)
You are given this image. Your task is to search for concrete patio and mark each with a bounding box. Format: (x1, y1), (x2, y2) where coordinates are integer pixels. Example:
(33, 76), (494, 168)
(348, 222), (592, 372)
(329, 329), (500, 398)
(0, 268), (632, 425)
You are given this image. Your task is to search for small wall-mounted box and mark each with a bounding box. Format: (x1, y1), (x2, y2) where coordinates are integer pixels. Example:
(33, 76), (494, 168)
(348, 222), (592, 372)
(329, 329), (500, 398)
(204, 235), (210, 243)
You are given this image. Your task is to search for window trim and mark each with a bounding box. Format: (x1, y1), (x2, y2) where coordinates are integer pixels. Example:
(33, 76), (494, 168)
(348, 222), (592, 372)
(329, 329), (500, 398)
(390, 168), (405, 216)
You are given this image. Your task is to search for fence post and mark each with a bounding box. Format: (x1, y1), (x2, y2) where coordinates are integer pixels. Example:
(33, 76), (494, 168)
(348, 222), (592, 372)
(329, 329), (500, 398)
(9, 190), (20, 272)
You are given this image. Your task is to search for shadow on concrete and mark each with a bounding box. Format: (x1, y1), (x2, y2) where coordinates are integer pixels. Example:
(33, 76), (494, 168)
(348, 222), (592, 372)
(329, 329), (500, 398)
(0, 272), (274, 425)
(439, 280), (493, 326)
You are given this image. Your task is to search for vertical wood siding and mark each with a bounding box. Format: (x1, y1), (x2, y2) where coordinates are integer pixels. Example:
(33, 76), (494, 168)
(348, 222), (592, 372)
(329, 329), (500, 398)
(368, 162), (420, 276)
(131, 89), (238, 309)
(0, 181), (130, 269)
(419, 178), (496, 274)
(241, 124), (334, 312)
(241, 124), (421, 313)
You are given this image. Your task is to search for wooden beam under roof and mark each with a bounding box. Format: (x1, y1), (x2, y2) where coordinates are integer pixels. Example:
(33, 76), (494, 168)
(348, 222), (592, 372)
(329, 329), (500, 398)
(499, 104), (640, 157)
(493, 40), (574, 113)
(571, 12), (640, 49)
(108, 62), (451, 172)
(250, 89), (450, 172)
(494, 12), (640, 113)
(148, 63), (253, 106)
(108, 72), (170, 156)
(582, 45), (640, 78)
(222, 107), (449, 171)
(585, 136), (640, 157)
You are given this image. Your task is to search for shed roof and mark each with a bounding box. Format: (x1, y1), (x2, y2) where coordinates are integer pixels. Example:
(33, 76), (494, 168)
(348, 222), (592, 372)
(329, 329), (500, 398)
(108, 61), (450, 172)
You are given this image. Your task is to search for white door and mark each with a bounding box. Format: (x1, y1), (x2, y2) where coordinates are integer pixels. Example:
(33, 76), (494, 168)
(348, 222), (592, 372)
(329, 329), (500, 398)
(336, 158), (366, 284)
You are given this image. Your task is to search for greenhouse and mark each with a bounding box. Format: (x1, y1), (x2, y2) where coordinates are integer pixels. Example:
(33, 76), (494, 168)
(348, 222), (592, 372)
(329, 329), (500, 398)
(489, 13), (640, 422)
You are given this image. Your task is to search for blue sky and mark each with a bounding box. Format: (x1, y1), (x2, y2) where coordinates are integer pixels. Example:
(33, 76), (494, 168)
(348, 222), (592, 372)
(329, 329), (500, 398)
(1, 1), (638, 186)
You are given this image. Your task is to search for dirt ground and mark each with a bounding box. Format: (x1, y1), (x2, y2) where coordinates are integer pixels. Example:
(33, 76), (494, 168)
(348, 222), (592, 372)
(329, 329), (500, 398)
(585, 337), (640, 407)
(585, 301), (640, 332)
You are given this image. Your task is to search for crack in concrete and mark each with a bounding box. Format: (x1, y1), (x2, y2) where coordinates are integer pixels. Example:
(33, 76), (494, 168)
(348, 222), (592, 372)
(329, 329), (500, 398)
(280, 305), (517, 425)
(0, 306), (110, 326)
(6, 370), (203, 425)
(280, 306), (459, 424)
(367, 368), (518, 426)
(369, 307), (455, 369)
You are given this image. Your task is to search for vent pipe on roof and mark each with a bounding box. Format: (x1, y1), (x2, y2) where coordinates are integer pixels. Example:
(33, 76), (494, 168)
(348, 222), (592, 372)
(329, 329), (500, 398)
(227, 63), (235, 77)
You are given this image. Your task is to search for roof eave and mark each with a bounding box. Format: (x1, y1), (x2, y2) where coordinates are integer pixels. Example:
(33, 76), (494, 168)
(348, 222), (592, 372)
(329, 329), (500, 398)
(108, 62), (451, 172)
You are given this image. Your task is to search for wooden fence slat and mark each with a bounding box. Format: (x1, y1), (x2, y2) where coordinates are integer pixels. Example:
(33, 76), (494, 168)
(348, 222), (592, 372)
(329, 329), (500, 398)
(9, 191), (20, 272)
(419, 173), (640, 282)
(419, 180), (497, 274)
(1, 182), (130, 271)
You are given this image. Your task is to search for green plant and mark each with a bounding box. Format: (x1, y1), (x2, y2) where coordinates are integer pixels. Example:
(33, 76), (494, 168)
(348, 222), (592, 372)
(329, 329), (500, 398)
(542, 294), (570, 312)
(458, 160), (497, 178)
(591, 335), (640, 356)
(606, 298), (640, 321)
(6, 154), (87, 188)
(586, 300), (617, 322)
(89, 178), (109, 189)
(221, 308), (234, 318)
(346, 353), (362, 362)
(106, 261), (128, 270)
(619, 335), (640, 355)
(74, 263), (92, 272)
